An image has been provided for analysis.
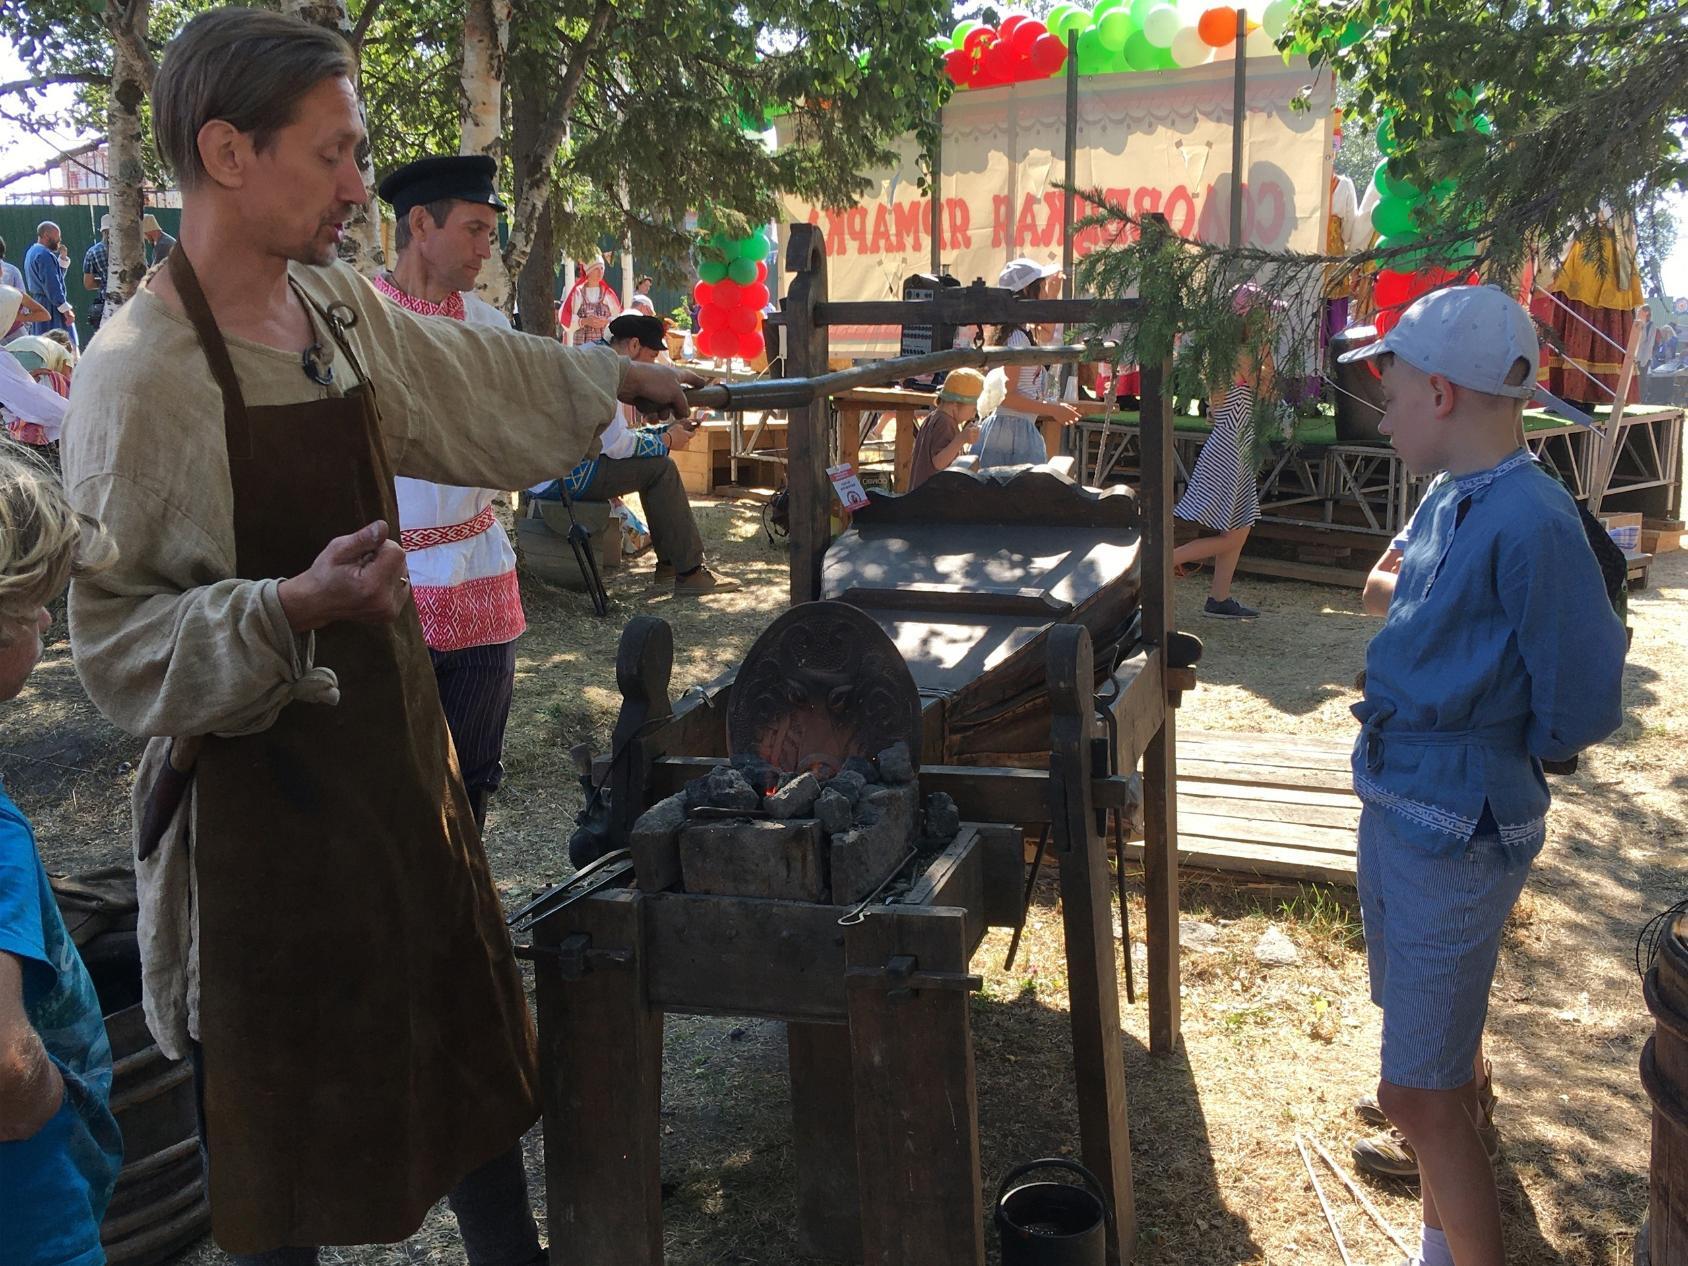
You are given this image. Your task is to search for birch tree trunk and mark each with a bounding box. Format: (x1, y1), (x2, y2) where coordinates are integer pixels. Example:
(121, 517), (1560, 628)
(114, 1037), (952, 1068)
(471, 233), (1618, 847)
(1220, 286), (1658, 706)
(103, 0), (152, 312)
(460, 0), (512, 312)
(281, 0), (384, 276)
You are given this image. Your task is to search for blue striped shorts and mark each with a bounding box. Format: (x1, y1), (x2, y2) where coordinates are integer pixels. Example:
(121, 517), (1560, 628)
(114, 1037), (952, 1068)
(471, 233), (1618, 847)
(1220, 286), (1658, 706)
(1355, 806), (1538, 1090)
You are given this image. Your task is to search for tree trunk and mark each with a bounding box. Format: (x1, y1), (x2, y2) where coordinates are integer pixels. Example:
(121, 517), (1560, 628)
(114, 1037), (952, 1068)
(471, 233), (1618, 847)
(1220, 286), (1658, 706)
(460, 0), (512, 312)
(281, 0), (383, 276)
(500, 0), (614, 282)
(103, 0), (151, 312)
(510, 66), (557, 336)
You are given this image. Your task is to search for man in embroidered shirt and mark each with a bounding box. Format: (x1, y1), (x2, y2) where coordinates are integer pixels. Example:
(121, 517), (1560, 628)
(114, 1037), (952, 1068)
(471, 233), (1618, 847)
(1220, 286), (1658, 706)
(374, 154), (524, 830)
(533, 313), (741, 594)
(1336, 286), (1626, 1266)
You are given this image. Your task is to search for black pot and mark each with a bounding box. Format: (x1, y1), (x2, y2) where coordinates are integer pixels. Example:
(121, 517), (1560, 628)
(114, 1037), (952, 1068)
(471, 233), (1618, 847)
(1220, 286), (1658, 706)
(995, 1158), (1108, 1266)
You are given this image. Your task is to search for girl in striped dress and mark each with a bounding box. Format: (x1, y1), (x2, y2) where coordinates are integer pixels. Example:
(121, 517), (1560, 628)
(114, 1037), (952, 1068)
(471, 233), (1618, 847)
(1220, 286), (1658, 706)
(1173, 287), (1278, 619)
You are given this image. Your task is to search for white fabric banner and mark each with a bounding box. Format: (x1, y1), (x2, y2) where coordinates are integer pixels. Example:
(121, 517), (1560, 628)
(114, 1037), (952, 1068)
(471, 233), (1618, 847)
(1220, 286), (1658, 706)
(779, 58), (1334, 357)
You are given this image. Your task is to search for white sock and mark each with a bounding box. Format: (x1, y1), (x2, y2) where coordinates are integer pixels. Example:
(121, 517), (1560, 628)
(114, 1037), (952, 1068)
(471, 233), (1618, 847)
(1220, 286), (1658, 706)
(1418, 1224), (1455, 1266)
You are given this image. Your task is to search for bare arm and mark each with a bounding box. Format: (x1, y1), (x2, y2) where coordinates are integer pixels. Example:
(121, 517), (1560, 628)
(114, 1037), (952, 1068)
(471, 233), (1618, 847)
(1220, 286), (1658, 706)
(933, 419), (980, 468)
(1362, 547), (1403, 617)
(0, 951), (63, 1142)
(15, 294), (50, 326)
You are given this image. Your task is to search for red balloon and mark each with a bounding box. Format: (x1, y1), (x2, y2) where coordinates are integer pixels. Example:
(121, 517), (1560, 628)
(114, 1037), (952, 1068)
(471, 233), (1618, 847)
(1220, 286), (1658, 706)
(698, 303), (729, 331)
(1373, 269), (1412, 310)
(692, 280), (715, 308)
(1028, 32), (1067, 75)
(963, 26), (995, 56)
(713, 278), (743, 307)
(983, 40), (1014, 81)
(736, 330), (765, 360)
(997, 15), (1026, 42)
(695, 327), (720, 358)
(742, 282), (771, 309)
(728, 306), (759, 334)
(1010, 19), (1046, 59)
(944, 47), (973, 84)
(754, 261), (768, 284)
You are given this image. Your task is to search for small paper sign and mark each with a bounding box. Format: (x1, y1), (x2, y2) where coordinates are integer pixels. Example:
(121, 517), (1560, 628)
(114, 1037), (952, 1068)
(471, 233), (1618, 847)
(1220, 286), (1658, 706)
(827, 462), (870, 512)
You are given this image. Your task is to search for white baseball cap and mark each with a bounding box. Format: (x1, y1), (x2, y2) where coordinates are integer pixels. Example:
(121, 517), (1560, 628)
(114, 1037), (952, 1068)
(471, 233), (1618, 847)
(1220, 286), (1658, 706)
(999, 257), (1061, 293)
(1338, 284), (1540, 400)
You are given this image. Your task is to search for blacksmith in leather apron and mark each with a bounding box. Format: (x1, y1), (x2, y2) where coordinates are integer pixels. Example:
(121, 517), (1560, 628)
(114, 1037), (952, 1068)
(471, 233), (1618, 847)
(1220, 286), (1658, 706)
(167, 245), (538, 1253)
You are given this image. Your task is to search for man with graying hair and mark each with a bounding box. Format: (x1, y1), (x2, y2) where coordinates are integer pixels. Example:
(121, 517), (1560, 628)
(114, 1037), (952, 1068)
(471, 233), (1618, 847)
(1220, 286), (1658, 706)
(60, 7), (698, 1263)
(22, 221), (74, 339)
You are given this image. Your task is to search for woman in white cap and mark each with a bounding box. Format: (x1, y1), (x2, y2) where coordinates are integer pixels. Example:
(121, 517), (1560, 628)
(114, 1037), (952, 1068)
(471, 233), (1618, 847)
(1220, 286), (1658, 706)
(973, 257), (1080, 468)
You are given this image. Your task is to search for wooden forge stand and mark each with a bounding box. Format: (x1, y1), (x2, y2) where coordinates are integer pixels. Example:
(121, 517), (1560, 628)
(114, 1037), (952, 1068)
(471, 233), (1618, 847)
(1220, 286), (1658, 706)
(529, 616), (1157, 1265)
(524, 221), (1191, 1265)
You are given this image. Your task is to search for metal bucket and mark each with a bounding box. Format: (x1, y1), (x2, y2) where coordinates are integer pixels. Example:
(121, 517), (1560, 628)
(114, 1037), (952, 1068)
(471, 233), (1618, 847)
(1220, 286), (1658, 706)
(995, 1158), (1108, 1266)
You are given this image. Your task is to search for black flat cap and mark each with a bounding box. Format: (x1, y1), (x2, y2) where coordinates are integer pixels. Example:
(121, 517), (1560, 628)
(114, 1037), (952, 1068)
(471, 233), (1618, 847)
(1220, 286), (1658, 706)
(377, 155), (505, 218)
(608, 314), (667, 350)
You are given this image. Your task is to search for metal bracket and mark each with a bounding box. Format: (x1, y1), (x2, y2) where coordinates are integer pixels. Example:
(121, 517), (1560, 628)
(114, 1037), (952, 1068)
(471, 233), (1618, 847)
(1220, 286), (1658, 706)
(846, 953), (983, 1000)
(514, 933), (633, 981)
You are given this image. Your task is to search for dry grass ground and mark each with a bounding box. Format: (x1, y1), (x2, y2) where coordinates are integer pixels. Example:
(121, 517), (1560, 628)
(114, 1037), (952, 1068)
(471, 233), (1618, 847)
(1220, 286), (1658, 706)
(14, 487), (1686, 1266)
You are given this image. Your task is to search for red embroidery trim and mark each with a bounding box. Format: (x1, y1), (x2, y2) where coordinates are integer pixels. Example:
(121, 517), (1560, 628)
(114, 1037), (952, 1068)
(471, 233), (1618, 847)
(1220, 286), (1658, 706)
(370, 272), (465, 322)
(412, 570), (525, 652)
(399, 504), (497, 552)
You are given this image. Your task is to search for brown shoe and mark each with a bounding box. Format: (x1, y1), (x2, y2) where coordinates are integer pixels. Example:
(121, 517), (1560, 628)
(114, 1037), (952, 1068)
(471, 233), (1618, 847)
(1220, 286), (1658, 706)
(1354, 1061), (1495, 1131)
(1351, 1120), (1500, 1182)
(649, 563), (676, 591)
(674, 565), (741, 595)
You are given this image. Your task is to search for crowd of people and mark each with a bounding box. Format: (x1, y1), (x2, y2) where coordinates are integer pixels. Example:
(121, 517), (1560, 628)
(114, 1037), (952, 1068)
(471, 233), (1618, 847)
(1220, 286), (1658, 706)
(0, 9), (1637, 1266)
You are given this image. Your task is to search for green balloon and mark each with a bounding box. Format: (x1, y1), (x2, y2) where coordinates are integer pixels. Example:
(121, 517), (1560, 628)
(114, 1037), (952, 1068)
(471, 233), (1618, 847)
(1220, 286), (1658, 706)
(727, 257), (760, 285)
(1096, 10), (1133, 50)
(1122, 29), (1157, 69)
(1142, 4), (1179, 48)
(1336, 18), (1368, 47)
(1377, 110), (1399, 155)
(738, 230), (769, 261)
(951, 19), (980, 50)
(1055, 8), (1093, 38)
(1046, 4), (1075, 32)
(1376, 233), (1426, 267)
(1371, 196), (1417, 239)
(1472, 114), (1494, 136)
(1129, 0), (1162, 25)
(1372, 160), (1418, 202)
(1149, 39), (1178, 68)
(1075, 25), (1110, 73)
(698, 259), (729, 284)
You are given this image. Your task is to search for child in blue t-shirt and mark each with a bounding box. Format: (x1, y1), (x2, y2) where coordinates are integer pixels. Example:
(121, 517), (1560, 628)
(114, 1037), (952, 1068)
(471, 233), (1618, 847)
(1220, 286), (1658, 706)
(1337, 286), (1626, 1266)
(0, 450), (121, 1266)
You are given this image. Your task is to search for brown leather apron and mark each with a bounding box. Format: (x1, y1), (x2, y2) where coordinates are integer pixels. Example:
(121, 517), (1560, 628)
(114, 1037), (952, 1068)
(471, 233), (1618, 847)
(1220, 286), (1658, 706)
(166, 247), (538, 1253)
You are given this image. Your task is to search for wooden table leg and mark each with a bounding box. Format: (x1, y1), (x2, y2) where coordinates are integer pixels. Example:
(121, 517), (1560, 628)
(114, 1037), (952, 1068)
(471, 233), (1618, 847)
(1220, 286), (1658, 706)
(788, 1022), (863, 1261)
(1048, 624), (1136, 1265)
(838, 406), (863, 472)
(533, 890), (664, 1266)
(846, 908), (984, 1266)
(893, 409), (917, 491)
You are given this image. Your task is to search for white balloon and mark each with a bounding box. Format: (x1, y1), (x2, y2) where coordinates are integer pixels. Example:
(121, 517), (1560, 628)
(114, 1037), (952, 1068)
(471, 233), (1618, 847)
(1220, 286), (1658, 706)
(1142, 4), (1180, 47)
(1170, 24), (1212, 66)
(1245, 27), (1278, 57)
(1261, 0), (1292, 40)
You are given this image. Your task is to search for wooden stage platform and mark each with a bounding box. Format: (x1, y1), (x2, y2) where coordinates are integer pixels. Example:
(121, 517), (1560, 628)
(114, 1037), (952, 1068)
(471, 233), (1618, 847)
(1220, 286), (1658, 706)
(1124, 729), (1361, 887)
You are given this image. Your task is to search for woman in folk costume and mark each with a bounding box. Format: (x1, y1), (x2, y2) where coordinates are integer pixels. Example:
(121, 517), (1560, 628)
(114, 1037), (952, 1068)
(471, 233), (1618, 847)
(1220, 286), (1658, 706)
(1532, 207), (1644, 410)
(558, 256), (622, 345)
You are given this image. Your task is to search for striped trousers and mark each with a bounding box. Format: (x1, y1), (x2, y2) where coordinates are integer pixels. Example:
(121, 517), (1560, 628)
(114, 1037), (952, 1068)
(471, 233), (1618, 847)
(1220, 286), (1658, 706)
(430, 640), (519, 823)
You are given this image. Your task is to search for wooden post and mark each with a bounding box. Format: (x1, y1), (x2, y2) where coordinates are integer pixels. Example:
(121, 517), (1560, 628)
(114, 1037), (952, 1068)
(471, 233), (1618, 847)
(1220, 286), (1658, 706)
(1229, 9), (1247, 249)
(1136, 218), (1181, 1055)
(788, 1022), (863, 1261)
(534, 890), (664, 1265)
(930, 109), (944, 276)
(784, 222), (831, 605)
(846, 907), (985, 1266)
(1048, 623), (1136, 1264)
(1062, 30), (1080, 294)
(609, 617), (673, 850)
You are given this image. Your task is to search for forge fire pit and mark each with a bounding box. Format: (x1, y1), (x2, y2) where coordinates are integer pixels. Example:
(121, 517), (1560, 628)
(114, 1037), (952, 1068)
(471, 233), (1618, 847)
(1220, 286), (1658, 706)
(627, 603), (958, 906)
(519, 602), (1161, 1266)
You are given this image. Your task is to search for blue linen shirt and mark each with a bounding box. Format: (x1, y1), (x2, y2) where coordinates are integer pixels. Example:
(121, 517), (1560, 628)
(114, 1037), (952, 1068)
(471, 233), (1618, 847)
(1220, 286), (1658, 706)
(22, 242), (70, 335)
(1352, 448), (1626, 856)
(0, 784), (123, 1266)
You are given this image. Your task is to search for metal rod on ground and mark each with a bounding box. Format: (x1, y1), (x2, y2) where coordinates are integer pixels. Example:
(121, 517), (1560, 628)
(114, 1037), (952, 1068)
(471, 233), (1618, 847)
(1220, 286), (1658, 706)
(1229, 8), (1247, 249)
(1306, 1135), (1411, 1258)
(672, 340), (1121, 413)
(1004, 824), (1053, 972)
(1295, 1133), (1354, 1266)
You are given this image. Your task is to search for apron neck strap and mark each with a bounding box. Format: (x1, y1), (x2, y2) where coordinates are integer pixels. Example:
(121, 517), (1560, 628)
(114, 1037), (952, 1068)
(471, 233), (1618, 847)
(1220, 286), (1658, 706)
(167, 244), (249, 421)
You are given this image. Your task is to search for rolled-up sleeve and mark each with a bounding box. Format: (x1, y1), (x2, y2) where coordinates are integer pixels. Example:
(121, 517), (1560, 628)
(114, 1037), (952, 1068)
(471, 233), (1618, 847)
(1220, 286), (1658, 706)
(1497, 509), (1627, 760)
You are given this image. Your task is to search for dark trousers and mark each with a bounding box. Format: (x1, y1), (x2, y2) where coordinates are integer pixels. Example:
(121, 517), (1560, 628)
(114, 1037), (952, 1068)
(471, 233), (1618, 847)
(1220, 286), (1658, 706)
(225, 1146), (542, 1266)
(578, 455), (703, 573)
(430, 640), (519, 824)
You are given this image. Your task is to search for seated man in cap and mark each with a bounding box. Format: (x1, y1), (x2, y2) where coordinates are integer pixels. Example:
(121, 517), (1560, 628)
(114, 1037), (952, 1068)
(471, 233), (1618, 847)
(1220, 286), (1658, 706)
(372, 153), (526, 828)
(532, 313), (741, 594)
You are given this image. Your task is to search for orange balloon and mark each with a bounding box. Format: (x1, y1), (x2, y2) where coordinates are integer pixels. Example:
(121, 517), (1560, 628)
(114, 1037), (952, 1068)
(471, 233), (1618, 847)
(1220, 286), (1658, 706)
(1196, 7), (1239, 46)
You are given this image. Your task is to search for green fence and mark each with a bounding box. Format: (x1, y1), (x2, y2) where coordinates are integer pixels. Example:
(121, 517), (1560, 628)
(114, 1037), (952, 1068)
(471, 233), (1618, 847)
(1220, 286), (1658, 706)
(0, 203), (182, 318)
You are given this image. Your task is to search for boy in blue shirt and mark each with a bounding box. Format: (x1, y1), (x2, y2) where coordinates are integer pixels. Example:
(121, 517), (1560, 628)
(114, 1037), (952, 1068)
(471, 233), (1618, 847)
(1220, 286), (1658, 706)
(1337, 286), (1627, 1266)
(0, 451), (122, 1265)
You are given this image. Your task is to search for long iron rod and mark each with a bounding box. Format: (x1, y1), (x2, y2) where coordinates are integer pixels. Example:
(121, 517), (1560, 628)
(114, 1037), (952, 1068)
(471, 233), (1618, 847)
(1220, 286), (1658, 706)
(681, 340), (1120, 411)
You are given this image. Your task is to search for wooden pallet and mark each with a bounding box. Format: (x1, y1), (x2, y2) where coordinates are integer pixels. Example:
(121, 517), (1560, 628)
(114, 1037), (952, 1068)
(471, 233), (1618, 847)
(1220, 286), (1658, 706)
(1122, 728), (1360, 887)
